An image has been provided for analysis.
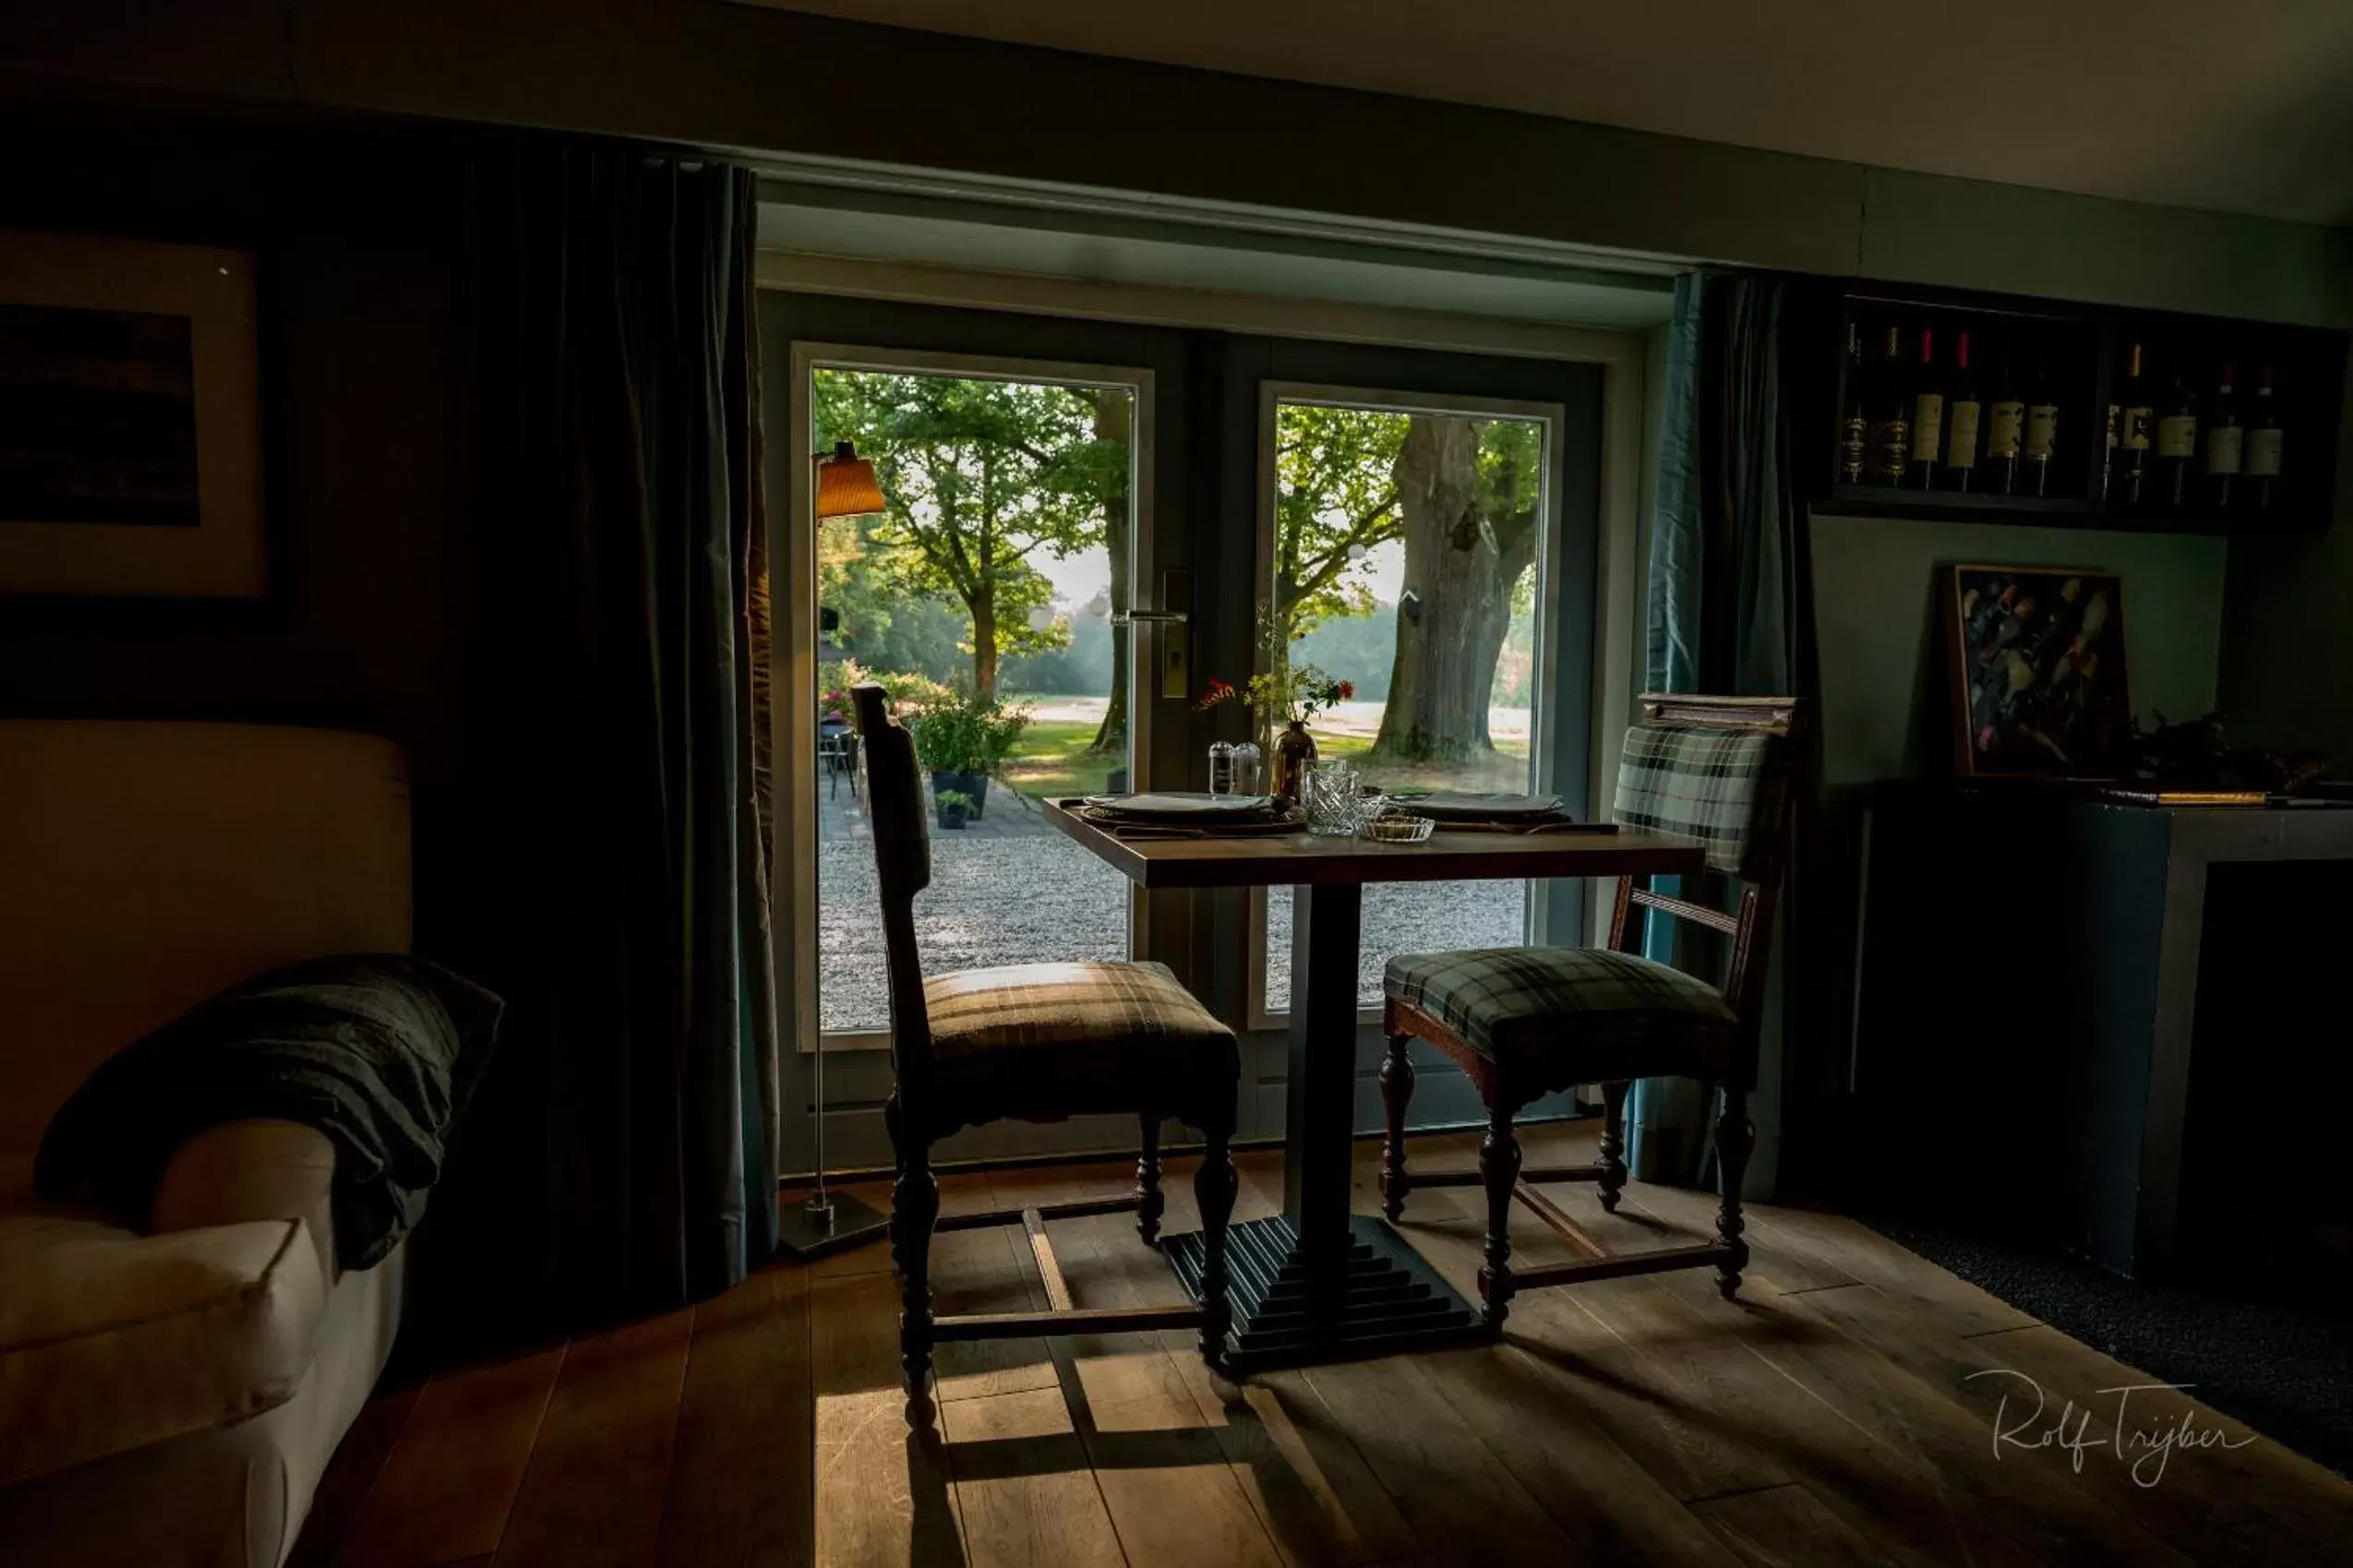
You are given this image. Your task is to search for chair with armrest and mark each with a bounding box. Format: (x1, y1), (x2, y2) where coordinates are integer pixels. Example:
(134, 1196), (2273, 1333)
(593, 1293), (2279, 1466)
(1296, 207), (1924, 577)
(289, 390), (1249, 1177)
(0, 721), (414, 1568)
(1377, 693), (1802, 1322)
(851, 684), (1242, 1430)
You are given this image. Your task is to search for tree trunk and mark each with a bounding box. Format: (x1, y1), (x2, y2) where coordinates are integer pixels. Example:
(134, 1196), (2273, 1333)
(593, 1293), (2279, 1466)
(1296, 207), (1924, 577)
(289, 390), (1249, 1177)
(1090, 389), (1132, 755)
(971, 589), (999, 699)
(1372, 415), (1537, 763)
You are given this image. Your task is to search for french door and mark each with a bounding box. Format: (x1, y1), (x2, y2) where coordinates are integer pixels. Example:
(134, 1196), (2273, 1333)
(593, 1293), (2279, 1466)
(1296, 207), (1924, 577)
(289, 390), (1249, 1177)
(1206, 335), (1607, 1136)
(763, 293), (1195, 1175)
(1247, 381), (1567, 1028)
(762, 295), (1611, 1170)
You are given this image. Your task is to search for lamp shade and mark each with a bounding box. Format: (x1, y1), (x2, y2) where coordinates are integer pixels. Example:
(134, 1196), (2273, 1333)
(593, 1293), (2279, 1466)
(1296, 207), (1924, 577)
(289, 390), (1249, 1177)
(814, 440), (886, 520)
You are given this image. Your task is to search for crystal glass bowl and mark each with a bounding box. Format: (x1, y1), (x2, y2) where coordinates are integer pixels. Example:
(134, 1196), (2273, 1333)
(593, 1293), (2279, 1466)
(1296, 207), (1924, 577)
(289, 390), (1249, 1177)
(1363, 812), (1435, 844)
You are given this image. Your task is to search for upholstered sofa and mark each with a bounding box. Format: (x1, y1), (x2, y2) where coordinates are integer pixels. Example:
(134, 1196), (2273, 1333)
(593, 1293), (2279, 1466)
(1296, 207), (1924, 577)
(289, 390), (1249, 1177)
(0, 722), (414, 1567)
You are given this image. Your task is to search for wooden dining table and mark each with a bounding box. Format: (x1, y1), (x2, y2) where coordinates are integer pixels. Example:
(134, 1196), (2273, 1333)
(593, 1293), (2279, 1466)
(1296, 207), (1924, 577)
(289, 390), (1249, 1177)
(1044, 800), (1709, 1371)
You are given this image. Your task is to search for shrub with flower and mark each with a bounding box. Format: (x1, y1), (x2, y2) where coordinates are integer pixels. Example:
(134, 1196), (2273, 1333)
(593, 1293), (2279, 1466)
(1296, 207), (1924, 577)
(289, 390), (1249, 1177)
(829, 659), (955, 724)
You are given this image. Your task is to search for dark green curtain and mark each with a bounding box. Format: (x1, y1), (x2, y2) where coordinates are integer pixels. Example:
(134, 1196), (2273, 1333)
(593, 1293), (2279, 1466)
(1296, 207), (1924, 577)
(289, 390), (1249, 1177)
(1631, 269), (1822, 1191)
(474, 142), (779, 1325)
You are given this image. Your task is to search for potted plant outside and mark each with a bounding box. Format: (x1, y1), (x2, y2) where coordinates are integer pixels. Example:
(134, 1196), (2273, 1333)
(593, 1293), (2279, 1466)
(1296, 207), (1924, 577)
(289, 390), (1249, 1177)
(935, 788), (976, 830)
(911, 687), (1027, 818)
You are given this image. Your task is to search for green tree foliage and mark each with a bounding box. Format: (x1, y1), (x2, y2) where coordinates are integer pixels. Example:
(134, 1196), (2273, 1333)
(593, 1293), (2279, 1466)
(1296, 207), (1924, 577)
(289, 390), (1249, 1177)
(814, 371), (1128, 697)
(1271, 404), (1406, 640)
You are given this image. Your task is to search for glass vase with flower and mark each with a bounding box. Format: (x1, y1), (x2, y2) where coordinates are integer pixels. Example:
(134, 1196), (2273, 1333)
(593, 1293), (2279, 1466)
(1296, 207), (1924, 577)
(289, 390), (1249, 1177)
(1198, 627), (1354, 805)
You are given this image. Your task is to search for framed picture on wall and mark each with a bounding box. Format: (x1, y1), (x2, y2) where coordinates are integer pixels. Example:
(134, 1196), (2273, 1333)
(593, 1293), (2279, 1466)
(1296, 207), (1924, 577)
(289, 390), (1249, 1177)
(0, 232), (264, 598)
(1943, 564), (2132, 779)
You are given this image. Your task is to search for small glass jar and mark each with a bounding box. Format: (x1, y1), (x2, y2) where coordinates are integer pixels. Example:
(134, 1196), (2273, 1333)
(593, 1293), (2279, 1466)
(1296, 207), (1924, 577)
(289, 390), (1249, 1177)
(1207, 741), (1235, 795)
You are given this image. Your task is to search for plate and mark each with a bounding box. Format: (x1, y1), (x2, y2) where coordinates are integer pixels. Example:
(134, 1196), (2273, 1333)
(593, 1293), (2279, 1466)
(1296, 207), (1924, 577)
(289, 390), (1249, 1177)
(1081, 791), (1277, 820)
(1396, 791), (1567, 821)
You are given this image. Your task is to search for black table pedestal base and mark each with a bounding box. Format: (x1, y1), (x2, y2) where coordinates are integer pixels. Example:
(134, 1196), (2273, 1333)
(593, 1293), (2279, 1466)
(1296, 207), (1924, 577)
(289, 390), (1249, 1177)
(1163, 1214), (1493, 1371)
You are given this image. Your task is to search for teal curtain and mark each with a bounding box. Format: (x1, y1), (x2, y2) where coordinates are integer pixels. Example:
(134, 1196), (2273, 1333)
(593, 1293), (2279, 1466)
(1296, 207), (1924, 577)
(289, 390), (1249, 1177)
(475, 143), (781, 1327)
(1628, 270), (1815, 1188)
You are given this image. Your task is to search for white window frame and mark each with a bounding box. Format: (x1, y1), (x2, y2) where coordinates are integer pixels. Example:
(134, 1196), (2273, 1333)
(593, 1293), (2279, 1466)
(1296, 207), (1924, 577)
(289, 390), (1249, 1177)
(785, 341), (1156, 1056)
(1245, 381), (1568, 1032)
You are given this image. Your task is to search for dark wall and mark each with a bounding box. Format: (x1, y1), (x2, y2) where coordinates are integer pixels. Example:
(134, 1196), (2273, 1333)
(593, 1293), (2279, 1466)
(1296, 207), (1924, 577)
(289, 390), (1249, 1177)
(0, 104), (490, 978)
(0, 102), (507, 1360)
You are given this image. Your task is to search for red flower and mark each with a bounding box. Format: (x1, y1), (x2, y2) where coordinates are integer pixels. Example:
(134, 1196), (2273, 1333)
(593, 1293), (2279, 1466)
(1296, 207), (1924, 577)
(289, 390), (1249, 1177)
(1198, 677), (1237, 711)
(1337, 681), (1355, 701)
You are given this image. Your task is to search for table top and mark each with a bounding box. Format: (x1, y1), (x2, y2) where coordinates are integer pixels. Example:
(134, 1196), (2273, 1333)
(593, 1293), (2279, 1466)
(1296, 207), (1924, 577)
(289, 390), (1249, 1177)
(1043, 801), (1708, 890)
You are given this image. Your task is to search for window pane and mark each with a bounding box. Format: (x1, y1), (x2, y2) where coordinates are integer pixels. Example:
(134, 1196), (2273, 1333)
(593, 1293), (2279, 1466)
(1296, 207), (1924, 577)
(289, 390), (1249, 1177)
(814, 367), (1135, 1034)
(1262, 401), (1546, 1013)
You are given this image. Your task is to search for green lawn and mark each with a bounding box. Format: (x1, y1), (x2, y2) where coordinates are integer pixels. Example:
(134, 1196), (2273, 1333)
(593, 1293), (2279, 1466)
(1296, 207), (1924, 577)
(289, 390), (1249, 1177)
(1001, 718), (1532, 801)
(1000, 719), (1125, 801)
(1306, 728), (1531, 793)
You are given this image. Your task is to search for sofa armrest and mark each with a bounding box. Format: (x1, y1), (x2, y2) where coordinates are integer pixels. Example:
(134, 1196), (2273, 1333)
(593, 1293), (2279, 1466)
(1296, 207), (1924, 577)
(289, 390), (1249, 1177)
(152, 1119), (337, 1280)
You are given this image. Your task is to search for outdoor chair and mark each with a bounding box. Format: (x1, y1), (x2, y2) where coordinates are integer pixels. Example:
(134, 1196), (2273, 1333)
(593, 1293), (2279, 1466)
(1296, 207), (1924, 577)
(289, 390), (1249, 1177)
(817, 715), (854, 799)
(849, 683), (1242, 1430)
(1377, 693), (1802, 1322)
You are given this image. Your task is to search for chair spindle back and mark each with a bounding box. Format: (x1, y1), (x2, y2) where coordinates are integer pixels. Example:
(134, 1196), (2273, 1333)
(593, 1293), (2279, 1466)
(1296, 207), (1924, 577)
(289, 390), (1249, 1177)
(851, 683), (934, 1074)
(1606, 693), (1803, 1060)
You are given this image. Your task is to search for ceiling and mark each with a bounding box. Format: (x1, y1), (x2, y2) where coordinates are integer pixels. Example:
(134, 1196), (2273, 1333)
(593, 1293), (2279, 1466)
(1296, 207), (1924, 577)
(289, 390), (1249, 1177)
(745, 1), (2353, 225)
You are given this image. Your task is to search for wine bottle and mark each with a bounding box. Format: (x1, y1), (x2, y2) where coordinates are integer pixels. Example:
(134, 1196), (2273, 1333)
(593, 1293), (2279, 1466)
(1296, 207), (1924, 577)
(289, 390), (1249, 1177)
(1838, 322), (1867, 484)
(1909, 328), (1943, 488)
(2155, 363), (2200, 509)
(1986, 339), (2024, 495)
(2101, 403), (2120, 500)
(1867, 325), (1910, 485)
(2023, 353), (2060, 497)
(2203, 362), (2241, 509)
(2112, 341), (2153, 505)
(1942, 331), (1981, 491)
(2244, 365), (2283, 511)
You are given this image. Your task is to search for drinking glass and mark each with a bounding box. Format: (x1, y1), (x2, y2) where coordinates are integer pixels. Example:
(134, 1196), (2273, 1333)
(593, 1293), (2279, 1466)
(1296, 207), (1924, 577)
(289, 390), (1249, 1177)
(1302, 760), (1362, 837)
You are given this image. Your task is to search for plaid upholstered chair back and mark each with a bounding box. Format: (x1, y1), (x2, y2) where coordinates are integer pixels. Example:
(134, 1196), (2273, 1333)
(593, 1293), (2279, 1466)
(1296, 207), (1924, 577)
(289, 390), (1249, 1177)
(1609, 695), (1798, 883)
(852, 684), (935, 1067)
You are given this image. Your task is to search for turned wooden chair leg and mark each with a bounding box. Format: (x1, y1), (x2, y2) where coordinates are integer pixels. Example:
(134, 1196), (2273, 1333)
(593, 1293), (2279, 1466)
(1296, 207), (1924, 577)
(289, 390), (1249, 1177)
(1379, 1035), (1415, 1221)
(889, 1116), (942, 1430)
(1134, 1115), (1166, 1247)
(1713, 1085), (1755, 1300)
(1193, 1129), (1239, 1371)
(1598, 1080), (1631, 1213)
(1476, 1105), (1522, 1331)
(882, 1094), (910, 1280)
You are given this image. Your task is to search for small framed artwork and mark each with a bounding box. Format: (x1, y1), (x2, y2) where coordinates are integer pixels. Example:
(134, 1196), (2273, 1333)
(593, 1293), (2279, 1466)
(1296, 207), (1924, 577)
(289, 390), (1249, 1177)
(0, 232), (264, 598)
(1944, 563), (2131, 779)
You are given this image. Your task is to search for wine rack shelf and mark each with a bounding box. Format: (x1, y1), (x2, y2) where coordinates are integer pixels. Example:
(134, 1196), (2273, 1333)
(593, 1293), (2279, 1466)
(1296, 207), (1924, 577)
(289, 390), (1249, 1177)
(1816, 281), (2347, 536)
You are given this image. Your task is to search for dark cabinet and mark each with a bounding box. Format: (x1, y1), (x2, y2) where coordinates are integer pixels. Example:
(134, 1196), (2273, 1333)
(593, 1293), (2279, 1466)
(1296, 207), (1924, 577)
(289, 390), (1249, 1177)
(1853, 783), (2353, 1279)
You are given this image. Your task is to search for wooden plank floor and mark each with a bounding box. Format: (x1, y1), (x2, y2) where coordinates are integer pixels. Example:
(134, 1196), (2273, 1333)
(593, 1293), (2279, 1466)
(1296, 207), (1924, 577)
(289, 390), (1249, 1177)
(298, 1125), (2353, 1568)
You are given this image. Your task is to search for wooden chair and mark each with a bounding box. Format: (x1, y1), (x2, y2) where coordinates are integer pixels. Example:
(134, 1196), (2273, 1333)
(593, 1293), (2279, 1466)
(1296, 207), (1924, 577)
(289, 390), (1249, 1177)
(850, 684), (1242, 1430)
(1378, 693), (1801, 1322)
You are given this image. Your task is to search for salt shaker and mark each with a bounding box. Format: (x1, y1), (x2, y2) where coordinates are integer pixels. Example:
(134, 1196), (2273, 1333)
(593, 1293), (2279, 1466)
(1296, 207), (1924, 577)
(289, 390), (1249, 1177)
(1231, 741), (1263, 796)
(1207, 740), (1235, 796)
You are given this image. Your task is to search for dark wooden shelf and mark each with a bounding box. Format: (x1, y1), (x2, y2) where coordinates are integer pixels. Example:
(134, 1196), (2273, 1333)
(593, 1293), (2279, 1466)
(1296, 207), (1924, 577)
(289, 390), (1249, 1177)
(1813, 280), (2344, 537)
(1814, 484), (2300, 534)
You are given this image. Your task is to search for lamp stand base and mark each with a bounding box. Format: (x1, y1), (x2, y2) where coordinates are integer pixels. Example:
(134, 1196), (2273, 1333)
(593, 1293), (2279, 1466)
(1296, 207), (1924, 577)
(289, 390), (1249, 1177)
(776, 1189), (891, 1261)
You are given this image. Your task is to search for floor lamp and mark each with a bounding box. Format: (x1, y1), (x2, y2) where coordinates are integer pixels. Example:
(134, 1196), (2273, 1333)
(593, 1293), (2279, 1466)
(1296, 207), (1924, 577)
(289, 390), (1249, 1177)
(778, 440), (894, 1260)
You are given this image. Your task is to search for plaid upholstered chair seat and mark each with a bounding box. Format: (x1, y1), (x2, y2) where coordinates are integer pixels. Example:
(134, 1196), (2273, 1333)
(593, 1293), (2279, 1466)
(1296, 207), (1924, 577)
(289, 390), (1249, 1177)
(1383, 946), (1735, 1082)
(918, 960), (1239, 1119)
